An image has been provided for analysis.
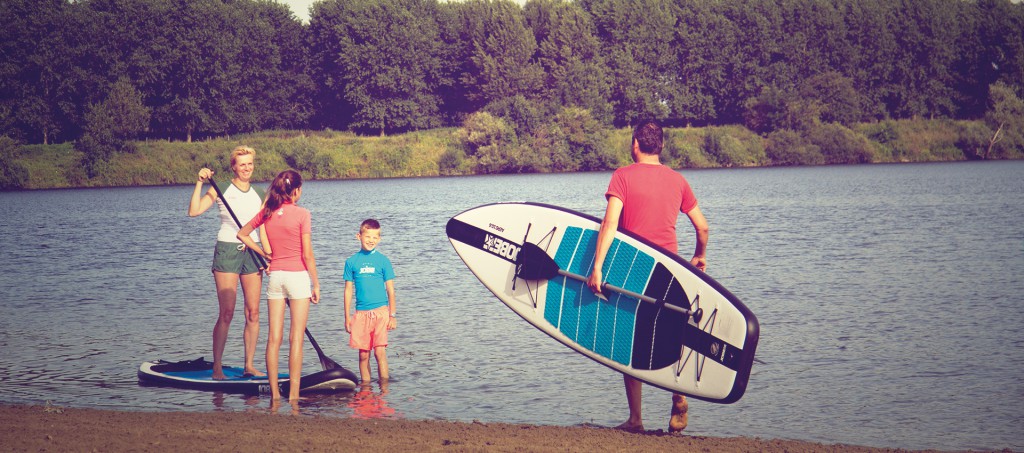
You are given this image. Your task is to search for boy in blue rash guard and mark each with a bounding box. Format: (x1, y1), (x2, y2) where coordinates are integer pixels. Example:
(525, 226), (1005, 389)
(343, 219), (397, 383)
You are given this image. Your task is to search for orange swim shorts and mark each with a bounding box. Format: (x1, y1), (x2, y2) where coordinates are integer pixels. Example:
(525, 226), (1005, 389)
(349, 306), (390, 350)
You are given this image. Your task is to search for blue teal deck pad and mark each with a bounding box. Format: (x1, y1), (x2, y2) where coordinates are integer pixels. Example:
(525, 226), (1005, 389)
(544, 227), (653, 366)
(167, 366), (288, 381)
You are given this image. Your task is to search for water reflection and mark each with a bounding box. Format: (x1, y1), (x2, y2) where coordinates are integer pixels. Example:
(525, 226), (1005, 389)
(348, 380), (399, 419)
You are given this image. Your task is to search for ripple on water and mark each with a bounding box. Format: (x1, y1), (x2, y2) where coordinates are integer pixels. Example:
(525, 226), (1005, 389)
(0, 164), (1022, 451)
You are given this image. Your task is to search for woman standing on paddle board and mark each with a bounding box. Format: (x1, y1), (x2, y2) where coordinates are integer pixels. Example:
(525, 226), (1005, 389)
(188, 146), (268, 380)
(237, 169), (320, 401)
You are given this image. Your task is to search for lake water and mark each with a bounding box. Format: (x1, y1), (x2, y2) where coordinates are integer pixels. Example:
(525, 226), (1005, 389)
(0, 161), (1021, 451)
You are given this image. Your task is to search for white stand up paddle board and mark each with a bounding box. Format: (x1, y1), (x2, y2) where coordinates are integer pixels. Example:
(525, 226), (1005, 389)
(446, 202), (759, 403)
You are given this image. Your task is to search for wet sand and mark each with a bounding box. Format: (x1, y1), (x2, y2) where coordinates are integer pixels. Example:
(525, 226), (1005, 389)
(1, 403), (969, 452)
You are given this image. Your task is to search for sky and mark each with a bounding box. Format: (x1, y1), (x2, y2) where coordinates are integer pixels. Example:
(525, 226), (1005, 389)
(278, 0), (316, 22)
(276, 0), (531, 23)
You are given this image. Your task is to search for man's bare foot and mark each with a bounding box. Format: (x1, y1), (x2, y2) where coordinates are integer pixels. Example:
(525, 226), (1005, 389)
(243, 368), (266, 377)
(212, 368), (226, 380)
(669, 394), (688, 433)
(615, 421), (644, 432)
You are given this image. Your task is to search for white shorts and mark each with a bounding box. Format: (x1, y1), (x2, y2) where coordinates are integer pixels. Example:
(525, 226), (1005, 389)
(266, 271), (312, 300)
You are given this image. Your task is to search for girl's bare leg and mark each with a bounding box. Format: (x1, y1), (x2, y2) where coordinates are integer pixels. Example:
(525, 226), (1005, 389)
(266, 298), (286, 400)
(287, 298), (310, 401)
(212, 271), (240, 380)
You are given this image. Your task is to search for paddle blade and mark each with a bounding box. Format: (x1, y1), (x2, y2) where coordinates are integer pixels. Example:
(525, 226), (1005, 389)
(304, 328), (340, 371)
(515, 242), (561, 281)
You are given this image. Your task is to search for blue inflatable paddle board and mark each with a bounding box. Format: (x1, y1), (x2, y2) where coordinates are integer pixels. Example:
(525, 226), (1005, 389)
(138, 357), (358, 394)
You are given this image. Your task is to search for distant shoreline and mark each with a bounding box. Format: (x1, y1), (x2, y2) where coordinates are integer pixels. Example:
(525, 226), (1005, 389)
(6, 120), (1018, 191)
(0, 403), (963, 452)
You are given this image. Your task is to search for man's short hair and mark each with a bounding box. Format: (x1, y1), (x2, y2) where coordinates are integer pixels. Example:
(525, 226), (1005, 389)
(632, 120), (664, 155)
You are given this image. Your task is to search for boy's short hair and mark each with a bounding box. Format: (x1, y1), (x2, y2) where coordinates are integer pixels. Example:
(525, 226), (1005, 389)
(230, 146), (256, 166)
(632, 120), (664, 155)
(360, 218), (381, 232)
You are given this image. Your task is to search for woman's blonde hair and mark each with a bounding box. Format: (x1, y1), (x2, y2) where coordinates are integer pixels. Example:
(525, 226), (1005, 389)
(230, 146), (256, 167)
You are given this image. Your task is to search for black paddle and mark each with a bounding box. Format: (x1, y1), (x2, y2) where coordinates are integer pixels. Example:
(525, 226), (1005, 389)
(516, 242), (704, 324)
(208, 177), (342, 371)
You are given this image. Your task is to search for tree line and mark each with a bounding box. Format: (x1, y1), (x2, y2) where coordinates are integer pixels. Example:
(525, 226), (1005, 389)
(2, 0), (1023, 158)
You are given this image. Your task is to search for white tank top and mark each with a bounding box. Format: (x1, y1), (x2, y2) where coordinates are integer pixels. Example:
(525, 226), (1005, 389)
(215, 181), (265, 243)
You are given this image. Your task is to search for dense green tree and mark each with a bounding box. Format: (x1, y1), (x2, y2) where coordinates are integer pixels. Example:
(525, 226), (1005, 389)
(839, 0), (900, 120)
(983, 81), (1024, 159)
(546, 107), (615, 171)
(0, 136), (29, 189)
(5, 0), (1024, 149)
(148, 0), (310, 141)
(228, 1), (315, 132)
(666, 0), (719, 125)
(885, 0), (963, 118)
(586, 0), (680, 125)
(527, 0), (613, 124)
(76, 78), (151, 176)
(153, 1), (236, 141)
(798, 71), (864, 126)
(806, 122), (874, 164)
(308, 0), (356, 129)
(455, 111), (527, 173)
(461, 0), (545, 109)
(765, 129), (824, 166)
(0, 0), (73, 144)
(968, 0), (1024, 118)
(744, 86), (821, 134)
(311, 0), (446, 134)
(484, 95), (549, 137)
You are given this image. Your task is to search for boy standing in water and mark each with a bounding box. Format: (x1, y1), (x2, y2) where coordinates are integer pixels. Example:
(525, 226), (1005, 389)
(344, 219), (397, 383)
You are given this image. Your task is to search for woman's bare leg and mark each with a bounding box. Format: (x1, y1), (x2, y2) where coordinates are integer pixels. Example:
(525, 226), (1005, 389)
(212, 271), (240, 380)
(239, 272), (264, 376)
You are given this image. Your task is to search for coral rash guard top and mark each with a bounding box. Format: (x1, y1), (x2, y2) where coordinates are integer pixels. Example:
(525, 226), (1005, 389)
(605, 163), (697, 254)
(247, 202), (311, 272)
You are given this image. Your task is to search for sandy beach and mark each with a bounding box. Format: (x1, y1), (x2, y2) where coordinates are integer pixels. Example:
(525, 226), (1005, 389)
(2, 403), (968, 452)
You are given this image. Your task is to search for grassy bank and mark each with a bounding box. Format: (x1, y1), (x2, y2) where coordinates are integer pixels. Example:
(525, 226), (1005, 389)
(2, 119), (1017, 190)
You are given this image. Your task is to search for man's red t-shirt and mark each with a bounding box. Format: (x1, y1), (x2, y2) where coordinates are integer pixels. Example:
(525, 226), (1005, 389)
(605, 163), (697, 254)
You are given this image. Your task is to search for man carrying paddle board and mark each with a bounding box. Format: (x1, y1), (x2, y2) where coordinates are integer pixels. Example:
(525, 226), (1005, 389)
(586, 120), (709, 433)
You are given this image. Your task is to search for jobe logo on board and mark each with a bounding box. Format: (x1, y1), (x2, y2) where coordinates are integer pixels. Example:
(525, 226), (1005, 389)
(483, 234), (520, 261)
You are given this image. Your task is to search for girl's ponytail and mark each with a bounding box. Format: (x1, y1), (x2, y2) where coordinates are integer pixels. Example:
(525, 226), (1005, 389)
(261, 169), (303, 220)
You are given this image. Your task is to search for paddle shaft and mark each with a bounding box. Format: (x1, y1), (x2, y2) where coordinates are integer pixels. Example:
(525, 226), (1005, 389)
(556, 268), (700, 318)
(207, 177), (339, 371)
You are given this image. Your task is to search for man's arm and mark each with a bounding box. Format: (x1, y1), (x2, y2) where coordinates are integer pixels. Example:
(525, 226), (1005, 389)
(685, 205), (709, 271)
(586, 196), (624, 296)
